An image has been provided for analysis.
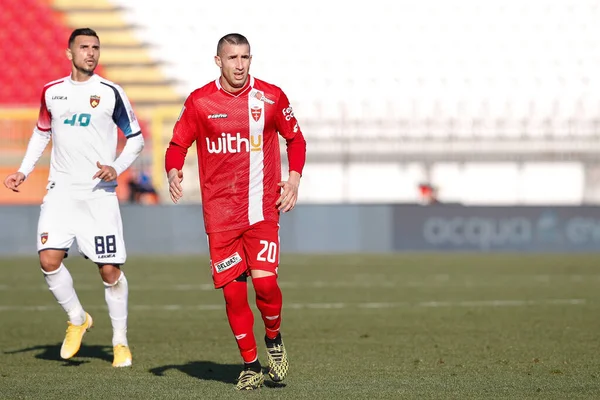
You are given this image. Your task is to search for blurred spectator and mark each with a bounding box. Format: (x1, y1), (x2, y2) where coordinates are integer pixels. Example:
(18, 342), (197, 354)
(128, 169), (158, 204)
(418, 182), (439, 205)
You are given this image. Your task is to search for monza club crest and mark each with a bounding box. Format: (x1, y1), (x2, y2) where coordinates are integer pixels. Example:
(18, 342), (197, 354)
(40, 232), (48, 245)
(90, 95), (101, 108)
(250, 106), (262, 122)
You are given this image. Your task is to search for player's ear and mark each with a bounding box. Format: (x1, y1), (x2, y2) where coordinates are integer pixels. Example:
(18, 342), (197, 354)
(66, 47), (73, 61)
(214, 55), (222, 68)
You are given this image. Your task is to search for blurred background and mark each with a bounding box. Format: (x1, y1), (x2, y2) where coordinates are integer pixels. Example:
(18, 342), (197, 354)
(1, 0), (600, 254)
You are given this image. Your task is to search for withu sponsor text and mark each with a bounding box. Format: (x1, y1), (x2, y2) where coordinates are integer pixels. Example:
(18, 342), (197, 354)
(206, 132), (262, 153)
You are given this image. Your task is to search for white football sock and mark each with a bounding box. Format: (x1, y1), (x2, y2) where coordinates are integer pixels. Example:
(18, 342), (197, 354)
(43, 264), (86, 325)
(104, 272), (129, 347)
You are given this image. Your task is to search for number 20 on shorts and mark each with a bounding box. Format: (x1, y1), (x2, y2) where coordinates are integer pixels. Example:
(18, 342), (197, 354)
(257, 240), (277, 263)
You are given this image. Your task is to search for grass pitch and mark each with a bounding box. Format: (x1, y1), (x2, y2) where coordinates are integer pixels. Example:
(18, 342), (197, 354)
(1, 254), (600, 399)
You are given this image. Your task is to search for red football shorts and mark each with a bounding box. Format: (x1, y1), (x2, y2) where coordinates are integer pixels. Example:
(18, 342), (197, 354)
(207, 221), (280, 289)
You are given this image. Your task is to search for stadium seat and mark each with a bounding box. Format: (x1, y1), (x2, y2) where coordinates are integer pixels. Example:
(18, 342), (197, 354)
(73, 0), (600, 204)
(0, 0), (72, 105)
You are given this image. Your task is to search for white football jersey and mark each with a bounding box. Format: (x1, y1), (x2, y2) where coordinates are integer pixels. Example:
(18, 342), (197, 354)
(36, 74), (141, 192)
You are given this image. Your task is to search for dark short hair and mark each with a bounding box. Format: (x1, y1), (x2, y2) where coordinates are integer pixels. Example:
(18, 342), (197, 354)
(216, 33), (250, 55)
(68, 28), (99, 47)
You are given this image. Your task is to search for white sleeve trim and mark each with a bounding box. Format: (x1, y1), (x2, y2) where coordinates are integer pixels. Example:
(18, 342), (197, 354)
(110, 133), (144, 176)
(17, 128), (51, 178)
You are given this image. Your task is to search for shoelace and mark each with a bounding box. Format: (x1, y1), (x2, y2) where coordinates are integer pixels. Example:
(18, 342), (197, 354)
(267, 344), (284, 363)
(114, 346), (128, 357)
(238, 370), (258, 383)
(64, 324), (81, 343)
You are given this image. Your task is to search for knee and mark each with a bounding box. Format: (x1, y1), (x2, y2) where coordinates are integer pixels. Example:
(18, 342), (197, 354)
(222, 280), (248, 308)
(252, 274), (279, 300)
(39, 251), (63, 273)
(99, 264), (122, 284)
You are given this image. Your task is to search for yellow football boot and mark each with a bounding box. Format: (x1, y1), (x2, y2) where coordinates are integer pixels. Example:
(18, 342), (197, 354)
(60, 312), (93, 359)
(265, 334), (289, 382)
(112, 344), (132, 367)
(235, 369), (264, 390)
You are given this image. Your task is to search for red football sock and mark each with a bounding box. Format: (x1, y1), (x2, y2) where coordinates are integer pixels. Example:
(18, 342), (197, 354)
(253, 275), (282, 340)
(222, 280), (257, 363)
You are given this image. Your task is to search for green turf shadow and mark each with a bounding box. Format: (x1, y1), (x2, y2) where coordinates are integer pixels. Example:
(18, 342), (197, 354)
(5, 343), (112, 366)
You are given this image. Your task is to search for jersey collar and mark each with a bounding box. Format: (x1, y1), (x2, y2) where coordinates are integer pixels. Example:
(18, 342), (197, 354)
(68, 74), (99, 85)
(216, 75), (254, 97)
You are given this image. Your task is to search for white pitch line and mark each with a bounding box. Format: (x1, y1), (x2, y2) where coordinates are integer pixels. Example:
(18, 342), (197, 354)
(2, 276), (600, 292)
(0, 298), (585, 312)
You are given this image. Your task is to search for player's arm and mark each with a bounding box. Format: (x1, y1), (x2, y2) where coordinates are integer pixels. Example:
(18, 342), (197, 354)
(95, 85), (145, 181)
(108, 86), (145, 176)
(165, 95), (199, 203)
(274, 90), (307, 212)
(4, 93), (52, 192)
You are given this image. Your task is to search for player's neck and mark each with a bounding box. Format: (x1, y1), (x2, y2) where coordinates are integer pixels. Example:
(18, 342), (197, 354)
(219, 76), (250, 95)
(71, 70), (95, 83)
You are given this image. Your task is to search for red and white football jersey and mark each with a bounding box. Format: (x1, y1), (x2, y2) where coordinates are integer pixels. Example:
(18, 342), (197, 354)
(170, 76), (306, 233)
(36, 74), (141, 193)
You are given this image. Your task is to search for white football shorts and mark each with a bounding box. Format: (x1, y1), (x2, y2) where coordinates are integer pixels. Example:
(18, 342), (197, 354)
(36, 187), (127, 264)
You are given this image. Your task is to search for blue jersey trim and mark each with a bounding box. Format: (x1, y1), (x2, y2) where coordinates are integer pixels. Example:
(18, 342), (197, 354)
(101, 81), (133, 136)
